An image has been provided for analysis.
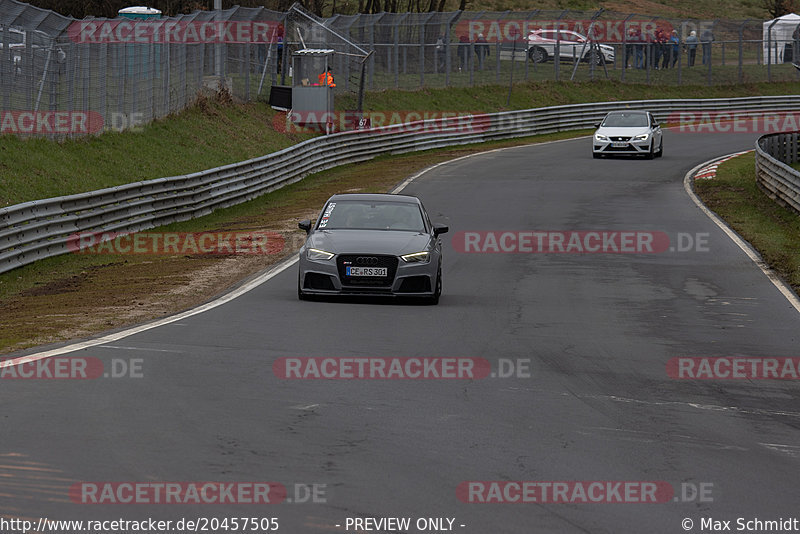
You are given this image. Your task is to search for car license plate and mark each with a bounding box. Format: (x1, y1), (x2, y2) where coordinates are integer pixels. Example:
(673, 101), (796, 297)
(347, 266), (387, 277)
(611, 142), (628, 148)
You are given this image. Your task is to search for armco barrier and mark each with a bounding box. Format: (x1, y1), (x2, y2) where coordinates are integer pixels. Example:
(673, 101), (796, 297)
(3, 95), (800, 275)
(756, 132), (800, 213)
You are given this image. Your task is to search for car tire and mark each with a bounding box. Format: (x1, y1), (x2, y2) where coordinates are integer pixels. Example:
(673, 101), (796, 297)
(529, 46), (547, 63)
(427, 266), (442, 305)
(645, 142), (655, 160)
(585, 50), (603, 65)
(656, 140), (663, 158)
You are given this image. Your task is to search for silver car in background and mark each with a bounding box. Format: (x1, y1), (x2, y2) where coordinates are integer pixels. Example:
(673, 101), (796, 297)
(297, 193), (448, 304)
(527, 29), (615, 65)
(592, 110), (663, 159)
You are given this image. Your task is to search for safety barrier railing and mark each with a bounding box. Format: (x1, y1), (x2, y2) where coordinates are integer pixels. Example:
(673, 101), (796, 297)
(3, 94), (800, 274)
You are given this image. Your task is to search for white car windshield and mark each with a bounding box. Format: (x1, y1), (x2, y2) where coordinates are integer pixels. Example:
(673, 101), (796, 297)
(319, 201), (425, 232)
(602, 113), (650, 128)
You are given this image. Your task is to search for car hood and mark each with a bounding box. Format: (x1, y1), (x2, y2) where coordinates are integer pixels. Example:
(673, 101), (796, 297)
(596, 126), (651, 137)
(309, 229), (431, 255)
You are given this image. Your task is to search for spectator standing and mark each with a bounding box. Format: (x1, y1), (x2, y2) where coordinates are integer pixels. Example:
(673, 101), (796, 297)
(653, 29), (664, 69)
(701, 28), (713, 65)
(435, 34), (446, 72)
(685, 30), (698, 66)
(633, 27), (644, 69)
(668, 30), (679, 68)
(625, 26), (636, 68)
(475, 33), (490, 70)
(457, 35), (470, 72)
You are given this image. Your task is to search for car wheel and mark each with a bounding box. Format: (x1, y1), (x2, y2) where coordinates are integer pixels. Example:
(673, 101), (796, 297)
(529, 46), (547, 63)
(428, 266), (442, 305)
(586, 50), (603, 65)
(645, 142), (655, 160)
(656, 140), (663, 158)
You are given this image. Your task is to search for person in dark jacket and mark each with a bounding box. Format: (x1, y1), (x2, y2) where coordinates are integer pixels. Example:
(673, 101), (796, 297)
(475, 33), (490, 70)
(457, 35), (470, 71)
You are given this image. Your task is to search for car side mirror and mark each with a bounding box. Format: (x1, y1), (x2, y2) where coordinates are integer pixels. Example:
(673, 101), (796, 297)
(594, 123), (602, 128)
(433, 224), (449, 236)
(298, 219), (312, 234)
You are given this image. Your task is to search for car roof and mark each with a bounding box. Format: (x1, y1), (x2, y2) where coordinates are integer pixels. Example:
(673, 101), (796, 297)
(326, 193), (421, 204)
(606, 110), (649, 115)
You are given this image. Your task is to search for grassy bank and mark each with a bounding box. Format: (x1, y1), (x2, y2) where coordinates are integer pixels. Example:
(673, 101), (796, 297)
(2, 79), (800, 353)
(694, 152), (800, 292)
(2, 79), (799, 208)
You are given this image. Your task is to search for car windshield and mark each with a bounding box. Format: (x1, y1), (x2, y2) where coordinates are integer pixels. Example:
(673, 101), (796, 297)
(318, 200), (425, 232)
(601, 113), (649, 128)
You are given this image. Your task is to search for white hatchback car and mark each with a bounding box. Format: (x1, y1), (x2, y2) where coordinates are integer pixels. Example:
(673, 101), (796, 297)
(527, 29), (615, 65)
(592, 111), (663, 159)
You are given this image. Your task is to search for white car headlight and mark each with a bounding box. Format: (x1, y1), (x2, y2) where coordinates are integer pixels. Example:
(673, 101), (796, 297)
(634, 133), (649, 141)
(595, 134), (608, 141)
(307, 248), (334, 261)
(400, 251), (430, 263)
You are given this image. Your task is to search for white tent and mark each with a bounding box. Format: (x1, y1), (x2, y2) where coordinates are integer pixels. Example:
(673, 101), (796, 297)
(763, 13), (800, 64)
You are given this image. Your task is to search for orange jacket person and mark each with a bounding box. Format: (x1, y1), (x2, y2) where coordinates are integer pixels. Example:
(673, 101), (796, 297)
(318, 69), (335, 87)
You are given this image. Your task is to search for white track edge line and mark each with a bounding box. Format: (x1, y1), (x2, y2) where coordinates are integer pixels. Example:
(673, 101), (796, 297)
(683, 150), (800, 315)
(3, 136), (581, 366)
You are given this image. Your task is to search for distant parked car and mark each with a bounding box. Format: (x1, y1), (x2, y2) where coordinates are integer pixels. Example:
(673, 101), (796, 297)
(593, 110), (663, 159)
(527, 29), (615, 65)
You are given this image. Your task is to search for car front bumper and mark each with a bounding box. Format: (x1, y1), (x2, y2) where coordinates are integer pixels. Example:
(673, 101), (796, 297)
(299, 252), (439, 298)
(593, 138), (652, 155)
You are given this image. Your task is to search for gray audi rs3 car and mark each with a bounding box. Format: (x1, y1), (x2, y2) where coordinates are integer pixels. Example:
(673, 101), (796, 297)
(297, 193), (448, 304)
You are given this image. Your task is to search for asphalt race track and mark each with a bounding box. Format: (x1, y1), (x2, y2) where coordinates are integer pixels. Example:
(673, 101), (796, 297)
(3, 130), (800, 533)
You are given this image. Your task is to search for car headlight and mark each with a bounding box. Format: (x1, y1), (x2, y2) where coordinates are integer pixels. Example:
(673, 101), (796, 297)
(634, 133), (649, 141)
(400, 251), (430, 263)
(307, 248), (334, 261)
(595, 134), (608, 141)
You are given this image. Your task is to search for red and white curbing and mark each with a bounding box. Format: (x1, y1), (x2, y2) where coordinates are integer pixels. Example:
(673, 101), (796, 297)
(693, 150), (753, 180)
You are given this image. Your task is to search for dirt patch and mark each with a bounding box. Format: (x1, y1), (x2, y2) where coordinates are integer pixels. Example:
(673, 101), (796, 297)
(0, 133), (577, 354)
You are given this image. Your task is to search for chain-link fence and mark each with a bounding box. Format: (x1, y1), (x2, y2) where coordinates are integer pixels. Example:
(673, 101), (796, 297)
(2, 0), (799, 138)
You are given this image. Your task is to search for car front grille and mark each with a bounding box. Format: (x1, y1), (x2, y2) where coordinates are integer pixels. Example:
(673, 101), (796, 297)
(337, 254), (398, 287)
(609, 136), (631, 142)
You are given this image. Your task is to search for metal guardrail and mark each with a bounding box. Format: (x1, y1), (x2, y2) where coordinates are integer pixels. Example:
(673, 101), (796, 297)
(756, 132), (800, 213)
(4, 94), (800, 275)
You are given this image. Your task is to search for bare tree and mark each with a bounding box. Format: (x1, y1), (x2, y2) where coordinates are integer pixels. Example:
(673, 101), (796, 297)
(764, 0), (798, 18)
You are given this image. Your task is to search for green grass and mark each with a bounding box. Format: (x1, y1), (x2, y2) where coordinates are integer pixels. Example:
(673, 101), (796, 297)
(695, 152), (800, 291)
(0, 94), (315, 208)
(2, 78), (799, 209)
